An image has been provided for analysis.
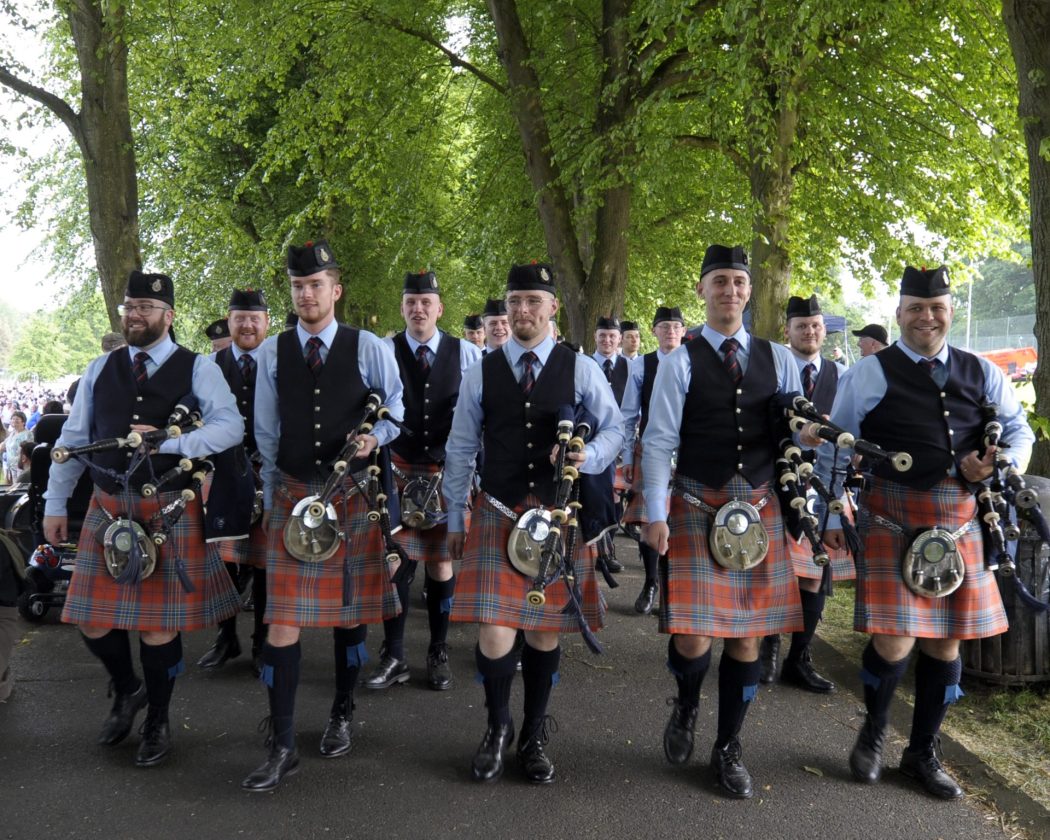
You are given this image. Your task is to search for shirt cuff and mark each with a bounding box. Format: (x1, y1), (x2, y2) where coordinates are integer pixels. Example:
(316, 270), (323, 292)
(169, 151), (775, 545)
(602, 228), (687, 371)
(448, 510), (466, 532)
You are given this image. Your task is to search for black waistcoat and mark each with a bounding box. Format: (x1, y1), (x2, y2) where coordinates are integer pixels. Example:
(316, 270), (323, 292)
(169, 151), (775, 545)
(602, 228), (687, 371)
(276, 326), (369, 481)
(390, 332), (461, 463)
(598, 355), (629, 405)
(90, 346), (196, 493)
(676, 336), (779, 489)
(215, 346), (257, 454)
(638, 351), (660, 437)
(808, 359), (840, 416)
(481, 344), (576, 507)
(861, 344), (986, 490)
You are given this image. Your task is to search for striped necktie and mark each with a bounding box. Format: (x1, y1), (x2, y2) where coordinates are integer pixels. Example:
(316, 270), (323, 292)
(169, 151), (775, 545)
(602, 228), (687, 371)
(238, 353), (255, 386)
(520, 351), (538, 395)
(803, 363), (816, 399)
(416, 345), (431, 376)
(720, 338), (742, 386)
(132, 352), (150, 389)
(305, 336), (324, 376)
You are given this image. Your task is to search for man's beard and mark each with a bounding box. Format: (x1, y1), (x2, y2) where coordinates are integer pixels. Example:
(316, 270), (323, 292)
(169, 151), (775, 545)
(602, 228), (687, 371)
(123, 320), (165, 348)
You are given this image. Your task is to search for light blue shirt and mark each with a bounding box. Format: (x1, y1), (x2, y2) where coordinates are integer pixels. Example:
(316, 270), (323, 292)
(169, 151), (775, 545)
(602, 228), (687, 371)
(813, 340), (1035, 528)
(382, 330), (482, 373)
(641, 325), (803, 523)
(209, 343), (262, 364)
(620, 349), (674, 465)
(254, 321), (405, 509)
(45, 335), (243, 515)
(442, 335), (626, 532)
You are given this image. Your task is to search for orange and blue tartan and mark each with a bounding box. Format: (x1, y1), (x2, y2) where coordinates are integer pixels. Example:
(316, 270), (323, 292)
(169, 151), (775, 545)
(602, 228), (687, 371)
(450, 493), (605, 632)
(659, 474), (803, 638)
(855, 477), (1007, 639)
(61, 489), (240, 632)
(264, 472), (401, 628)
(791, 502), (856, 581)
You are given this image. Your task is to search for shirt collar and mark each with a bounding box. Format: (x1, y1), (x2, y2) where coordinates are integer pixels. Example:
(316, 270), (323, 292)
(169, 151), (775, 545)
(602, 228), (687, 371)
(405, 331), (441, 355)
(505, 335), (556, 366)
(701, 323), (749, 354)
(297, 319), (339, 349)
(126, 334), (175, 366)
(790, 350), (822, 374)
(895, 339), (949, 366)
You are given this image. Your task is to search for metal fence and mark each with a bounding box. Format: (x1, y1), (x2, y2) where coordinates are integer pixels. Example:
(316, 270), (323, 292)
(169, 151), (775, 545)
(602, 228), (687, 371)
(947, 314), (1036, 352)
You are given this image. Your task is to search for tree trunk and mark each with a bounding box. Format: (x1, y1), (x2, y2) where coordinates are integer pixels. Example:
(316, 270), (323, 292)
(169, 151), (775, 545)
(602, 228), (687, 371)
(67, 1), (141, 329)
(1002, 0), (1050, 475)
(747, 98), (797, 341)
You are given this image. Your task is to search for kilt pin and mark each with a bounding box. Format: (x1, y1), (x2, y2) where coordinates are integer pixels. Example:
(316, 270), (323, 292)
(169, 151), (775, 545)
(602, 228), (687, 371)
(62, 488), (241, 632)
(855, 477), (1007, 639)
(451, 493), (605, 633)
(659, 474), (803, 639)
(263, 472), (401, 628)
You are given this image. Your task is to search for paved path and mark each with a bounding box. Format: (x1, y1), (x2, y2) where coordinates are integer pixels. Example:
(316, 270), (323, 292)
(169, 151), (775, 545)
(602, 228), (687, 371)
(2, 543), (1045, 840)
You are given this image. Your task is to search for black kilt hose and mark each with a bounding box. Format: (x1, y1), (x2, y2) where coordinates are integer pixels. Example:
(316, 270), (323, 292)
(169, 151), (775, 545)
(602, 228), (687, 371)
(62, 488), (241, 632)
(660, 474), (803, 639)
(451, 493), (605, 632)
(264, 472), (401, 628)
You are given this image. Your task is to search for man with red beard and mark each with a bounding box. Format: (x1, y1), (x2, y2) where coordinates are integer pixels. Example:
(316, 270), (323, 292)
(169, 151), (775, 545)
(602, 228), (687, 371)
(197, 289), (271, 675)
(43, 270), (243, 768)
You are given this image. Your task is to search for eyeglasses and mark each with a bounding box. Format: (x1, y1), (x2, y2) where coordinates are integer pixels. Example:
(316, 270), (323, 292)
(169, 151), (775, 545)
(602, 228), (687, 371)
(118, 303), (171, 317)
(505, 296), (550, 311)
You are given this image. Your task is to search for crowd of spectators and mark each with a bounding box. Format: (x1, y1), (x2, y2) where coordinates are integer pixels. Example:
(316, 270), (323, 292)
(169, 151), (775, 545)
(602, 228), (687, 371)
(0, 385), (68, 485)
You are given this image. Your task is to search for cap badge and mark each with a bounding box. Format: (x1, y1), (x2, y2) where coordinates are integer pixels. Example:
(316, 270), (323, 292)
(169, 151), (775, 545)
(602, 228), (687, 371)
(151, 279), (162, 292)
(539, 268), (550, 283)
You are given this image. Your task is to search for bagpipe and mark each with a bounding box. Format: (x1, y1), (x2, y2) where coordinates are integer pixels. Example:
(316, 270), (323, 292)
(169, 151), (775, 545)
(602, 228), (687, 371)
(51, 397), (211, 590)
(399, 464), (446, 530)
(281, 392), (413, 593)
(506, 406), (602, 654)
(776, 393), (914, 593)
(976, 401), (1050, 612)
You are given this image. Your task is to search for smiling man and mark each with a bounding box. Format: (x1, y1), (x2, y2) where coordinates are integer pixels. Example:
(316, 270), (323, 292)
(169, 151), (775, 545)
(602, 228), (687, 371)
(817, 265), (1033, 800)
(367, 270), (481, 692)
(43, 270), (243, 769)
(481, 298), (510, 354)
(198, 289), (271, 676)
(443, 261), (624, 786)
(642, 245), (804, 799)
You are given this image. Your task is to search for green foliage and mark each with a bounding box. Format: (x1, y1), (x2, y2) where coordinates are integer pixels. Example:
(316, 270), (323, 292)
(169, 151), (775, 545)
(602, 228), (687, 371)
(4, 293), (110, 380)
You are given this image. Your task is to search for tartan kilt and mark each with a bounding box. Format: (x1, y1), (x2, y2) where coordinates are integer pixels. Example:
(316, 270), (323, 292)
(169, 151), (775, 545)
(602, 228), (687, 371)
(791, 503), (856, 581)
(61, 489), (241, 632)
(450, 493), (605, 633)
(391, 455), (460, 564)
(622, 442), (670, 526)
(660, 474), (803, 638)
(264, 472), (400, 628)
(613, 462), (629, 496)
(854, 478), (1007, 640)
(216, 519), (267, 569)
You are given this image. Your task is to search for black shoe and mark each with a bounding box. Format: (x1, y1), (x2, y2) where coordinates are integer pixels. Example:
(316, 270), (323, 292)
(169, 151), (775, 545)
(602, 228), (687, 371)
(471, 723), (514, 782)
(849, 715), (886, 784)
(780, 651), (835, 693)
(603, 556), (624, 574)
(197, 630), (242, 669)
(517, 717), (557, 784)
(663, 698), (698, 765)
(319, 703), (353, 758)
(711, 738), (753, 799)
(135, 709), (172, 768)
(242, 743), (300, 792)
(634, 581), (657, 615)
(759, 635), (779, 685)
(98, 682), (148, 746)
(426, 643), (453, 691)
(899, 741), (964, 800)
(364, 654), (410, 689)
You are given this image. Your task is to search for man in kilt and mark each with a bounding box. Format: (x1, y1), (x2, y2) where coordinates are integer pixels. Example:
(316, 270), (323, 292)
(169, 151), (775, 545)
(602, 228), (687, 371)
(198, 288), (270, 676)
(589, 315), (629, 575)
(619, 320), (641, 361)
(463, 313), (485, 350)
(759, 294), (850, 692)
(820, 265), (1033, 800)
(444, 262), (624, 785)
(642, 245), (805, 799)
(241, 240), (405, 792)
(43, 270), (244, 768)
(480, 297), (509, 355)
(366, 270), (481, 692)
(621, 306), (685, 615)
